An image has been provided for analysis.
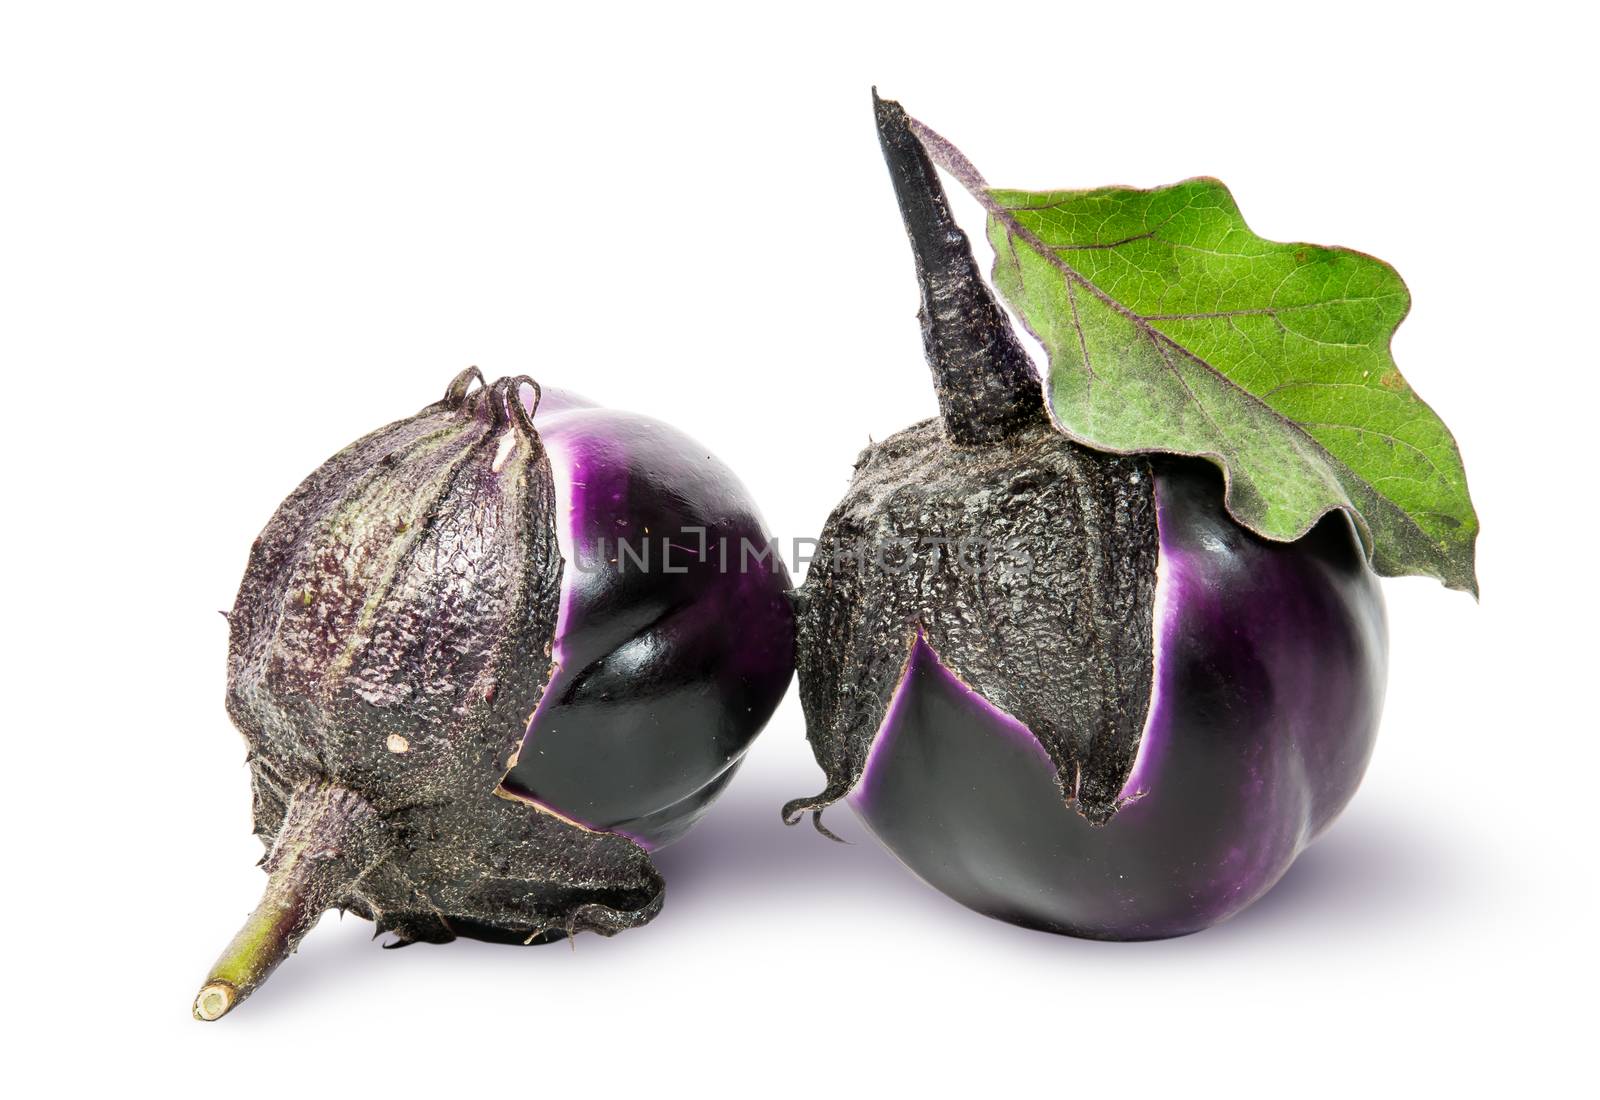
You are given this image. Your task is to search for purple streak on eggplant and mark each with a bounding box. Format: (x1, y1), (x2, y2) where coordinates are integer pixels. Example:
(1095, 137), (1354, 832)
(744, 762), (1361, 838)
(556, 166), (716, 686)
(848, 460), (1386, 938)
(198, 370), (793, 1019)
(501, 393), (795, 848)
(782, 91), (1389, 939)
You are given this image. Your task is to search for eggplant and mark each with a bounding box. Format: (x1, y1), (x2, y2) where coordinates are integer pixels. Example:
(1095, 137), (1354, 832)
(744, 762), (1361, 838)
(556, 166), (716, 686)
(504, 382), (795, 848)
(195, 371), (793, 1019)
(782, 95), (1388, 939)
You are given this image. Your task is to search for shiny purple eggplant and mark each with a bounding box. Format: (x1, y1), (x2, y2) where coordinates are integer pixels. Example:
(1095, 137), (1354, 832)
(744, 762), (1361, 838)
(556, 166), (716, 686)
(845, 459), (1386, 938)
(781, 94), (1388, 939)
(505, 383), (795, 848)
(195, 371), (792, 1020)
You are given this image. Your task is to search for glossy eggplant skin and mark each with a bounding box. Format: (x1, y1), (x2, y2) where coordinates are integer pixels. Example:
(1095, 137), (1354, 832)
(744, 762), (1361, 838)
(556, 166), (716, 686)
(502, 389), (794, 849)
(849, 459), (1388, 939)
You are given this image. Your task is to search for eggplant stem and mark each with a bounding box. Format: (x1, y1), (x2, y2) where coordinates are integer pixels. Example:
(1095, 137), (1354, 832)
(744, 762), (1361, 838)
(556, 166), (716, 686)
(873, 89), (1046, 445)
(193, 781), (382, 1021)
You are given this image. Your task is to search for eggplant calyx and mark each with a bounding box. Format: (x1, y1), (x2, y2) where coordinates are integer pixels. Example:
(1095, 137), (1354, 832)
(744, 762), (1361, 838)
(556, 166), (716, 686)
(440, 369), (543, 436)
(442, 365), (487, 407)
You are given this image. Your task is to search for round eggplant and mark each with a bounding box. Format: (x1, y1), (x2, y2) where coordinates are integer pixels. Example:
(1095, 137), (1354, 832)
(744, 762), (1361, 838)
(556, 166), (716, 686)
(843, 456), (1385, 938)
(195, 372), (792, 1020)
(782, 93), (1388, 940)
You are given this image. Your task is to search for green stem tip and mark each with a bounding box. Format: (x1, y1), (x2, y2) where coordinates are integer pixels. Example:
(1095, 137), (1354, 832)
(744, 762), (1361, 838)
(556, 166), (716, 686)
(193, 781), (381, 1021)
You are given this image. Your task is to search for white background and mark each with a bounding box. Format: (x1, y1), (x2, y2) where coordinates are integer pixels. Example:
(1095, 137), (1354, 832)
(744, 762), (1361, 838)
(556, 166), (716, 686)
(3, 2), (1593, 1094)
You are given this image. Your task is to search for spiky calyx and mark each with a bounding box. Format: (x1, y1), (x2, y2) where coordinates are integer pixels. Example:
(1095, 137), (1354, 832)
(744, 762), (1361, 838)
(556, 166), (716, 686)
(784, 95), (1158, 830)
(785, 419), (1158, 830)
(197, 370), (663, 1019)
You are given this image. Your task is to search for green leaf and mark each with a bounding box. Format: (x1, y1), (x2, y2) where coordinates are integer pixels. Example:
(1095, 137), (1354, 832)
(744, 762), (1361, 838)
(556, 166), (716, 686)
(916, 128), (1477, 592)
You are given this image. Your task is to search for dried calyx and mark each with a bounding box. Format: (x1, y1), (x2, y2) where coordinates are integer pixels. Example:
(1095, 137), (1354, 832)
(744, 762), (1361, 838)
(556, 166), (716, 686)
(196, 370), (661, 1020)
(784, 95), (1160, 831)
